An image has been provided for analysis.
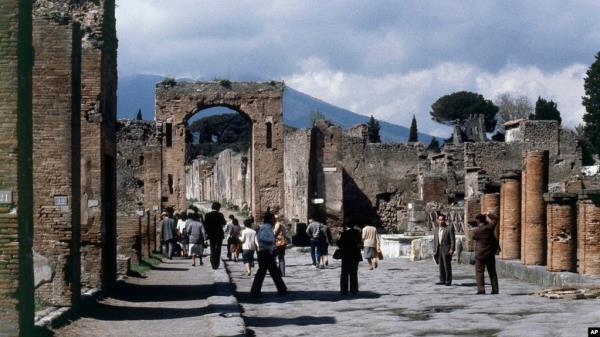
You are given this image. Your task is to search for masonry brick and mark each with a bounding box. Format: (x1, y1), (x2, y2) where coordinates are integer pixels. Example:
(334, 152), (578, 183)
(499, 171), (521, 260)
(32, 17), (81, 308)
(577, 193), (600, 275)
(545, 193), (577, 272)
(521, 151), (548, 266)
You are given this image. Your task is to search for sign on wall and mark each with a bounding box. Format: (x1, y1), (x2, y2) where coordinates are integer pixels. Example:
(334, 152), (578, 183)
(54, 196), (68, 207)
(0, 190), (12, 204)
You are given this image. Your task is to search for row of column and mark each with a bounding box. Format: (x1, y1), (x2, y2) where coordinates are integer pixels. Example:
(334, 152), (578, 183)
(493, 150), (600, 275)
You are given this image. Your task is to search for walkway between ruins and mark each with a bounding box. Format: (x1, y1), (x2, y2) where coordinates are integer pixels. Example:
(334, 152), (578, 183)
(226, 250), (600, 337)
(54, 257), (244, 337)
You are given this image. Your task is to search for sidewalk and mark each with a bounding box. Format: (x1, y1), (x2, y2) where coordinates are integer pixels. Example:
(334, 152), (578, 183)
(54, 257), (244, 337)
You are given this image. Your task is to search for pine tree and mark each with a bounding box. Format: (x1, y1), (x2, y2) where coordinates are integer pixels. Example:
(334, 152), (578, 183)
(136, 108), (143, 120)
(408, 115), (418, 142)
(427, 137), (440, 153)
(367, 115), (381, 143)
(583, 52), (600, 156)
(533, 97), (561, 124)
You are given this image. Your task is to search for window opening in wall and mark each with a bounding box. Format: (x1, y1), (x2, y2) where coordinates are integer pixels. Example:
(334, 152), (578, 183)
(168, 174), (173, 194)
(266, 122), (272, 149)
(126, 159), (131, 166)
(166, 123), (173, 147)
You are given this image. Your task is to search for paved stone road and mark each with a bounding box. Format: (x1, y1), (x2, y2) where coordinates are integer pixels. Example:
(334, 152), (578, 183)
(54, 258), (244, 337)
(226, 250), (600, 337)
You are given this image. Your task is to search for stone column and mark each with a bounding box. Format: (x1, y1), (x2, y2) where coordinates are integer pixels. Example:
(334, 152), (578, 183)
(545, 193), (577, 272)
(463, 197), (480, 251)
(577, 192), (600, 276)
(481, 191), (500, 237)
(499, 171), (521, 260)
(32, 18), (81, 308)
(0, 1), (34, 335)
(521, 151), (548, 266)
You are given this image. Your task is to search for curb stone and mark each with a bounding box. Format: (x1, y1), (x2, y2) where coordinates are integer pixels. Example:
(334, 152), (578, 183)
(207, 258), (246, 337)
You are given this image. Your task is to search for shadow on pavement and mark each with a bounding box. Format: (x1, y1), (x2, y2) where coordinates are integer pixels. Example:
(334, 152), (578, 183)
(237, 290), (382, 303)
(244, 315), (336, 328)
(109, 282), (229, 302)
(150, 266), (190, 272)
(79, 302), (239, 321)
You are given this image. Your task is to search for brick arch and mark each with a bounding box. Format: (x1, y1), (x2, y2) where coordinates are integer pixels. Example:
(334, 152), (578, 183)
(155, 81), (284, 220)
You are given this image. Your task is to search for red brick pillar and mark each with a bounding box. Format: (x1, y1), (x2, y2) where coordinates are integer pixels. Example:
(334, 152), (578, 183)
(577, 194), (600, 275)
(0, 1), (34, 334)
(481, 192), (500, 237)
(521, 151), (548, 265)
(32, 18), (81, 307)
(545, 193), (577, 272)
(464, 197), (481, 251)
(500, 171), (521, 260)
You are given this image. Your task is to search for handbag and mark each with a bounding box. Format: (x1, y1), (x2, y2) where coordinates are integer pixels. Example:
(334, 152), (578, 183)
(333, 248), (342, 260)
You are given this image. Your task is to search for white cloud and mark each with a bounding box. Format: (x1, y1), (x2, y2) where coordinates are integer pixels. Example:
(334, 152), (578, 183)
(285, 62), (587, 137)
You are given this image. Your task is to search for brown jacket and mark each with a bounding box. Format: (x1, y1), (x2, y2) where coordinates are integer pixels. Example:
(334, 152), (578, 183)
(472, 222), (500, 260)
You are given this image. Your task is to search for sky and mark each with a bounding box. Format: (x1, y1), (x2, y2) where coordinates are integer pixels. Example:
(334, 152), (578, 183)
(116, 0), (600, 138)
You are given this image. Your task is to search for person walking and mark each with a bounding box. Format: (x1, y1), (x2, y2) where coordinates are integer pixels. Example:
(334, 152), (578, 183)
(224, 214), (235, 260)
(186, 212), (207, 266)
(177, 211), (189, 257)
(362, 223), (380, 270)
(240, 218), (258, 276)
(273, 214), (288, 276)
(228, 215), (241, 262)
(306, 217), (323, 267)
(338, 222), (362, 296)
(250, 212), (288, 297)
(204, 202), (226, 269)
(160, 210), (177, 259)
(319, 222), (333, 268)
(472, 213), (500, 294)
(433, 214), (455, 286)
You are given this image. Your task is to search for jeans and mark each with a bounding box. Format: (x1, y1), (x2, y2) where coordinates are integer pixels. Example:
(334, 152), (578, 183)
(310, 239), (321, 265)
(275, 246), (286, 277)
(250, 250), (287, 295)
(210, 240), (222, 269)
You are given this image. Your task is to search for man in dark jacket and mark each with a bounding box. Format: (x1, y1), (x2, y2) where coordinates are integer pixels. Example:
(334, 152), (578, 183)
(204, 202), (226, 269)
(160, 210), (177, 259)
(338, 223), (362, 295)
(433, 214), (455, 286)
(472, 213), (499, 294)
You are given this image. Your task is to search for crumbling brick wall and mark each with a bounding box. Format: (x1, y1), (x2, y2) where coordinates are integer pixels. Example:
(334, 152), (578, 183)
(116, 120), (161, 264)
(284, 128), (311, 223)
(32, 17), (81, 307)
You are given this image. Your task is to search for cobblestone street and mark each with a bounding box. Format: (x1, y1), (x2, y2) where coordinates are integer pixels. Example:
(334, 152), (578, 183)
(226, 250), (600, 337)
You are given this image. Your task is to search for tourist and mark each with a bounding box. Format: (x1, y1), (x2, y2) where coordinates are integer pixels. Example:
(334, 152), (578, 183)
(240, 218), (258, 276)
(362, 223), (380, 270)
(160, 210), (177, 259)
(250, 212), (288, 297)
(433, 214), (455, 286)
(186, 211), (207, 267)
(273, 214), (287, 276)
(306, 217), (324, 267)
(338, 222), (362, 295)
(223, 214), (237, 261)
(228, 215), (241, 262)
(177, 211), (189, 257)
(204, 202), (226, 269)
(319, 222), (333, 268)
(472, 213), (499, 294)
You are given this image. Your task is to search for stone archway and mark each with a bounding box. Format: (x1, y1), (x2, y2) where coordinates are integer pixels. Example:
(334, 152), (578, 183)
(155, 81), (284, 220)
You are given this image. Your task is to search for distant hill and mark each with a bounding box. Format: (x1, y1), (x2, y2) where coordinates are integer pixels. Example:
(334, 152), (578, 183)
(117, 74), (434, 143)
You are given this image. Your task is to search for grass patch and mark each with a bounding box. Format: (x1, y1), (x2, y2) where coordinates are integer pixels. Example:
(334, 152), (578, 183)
(129, 254), (162, 277)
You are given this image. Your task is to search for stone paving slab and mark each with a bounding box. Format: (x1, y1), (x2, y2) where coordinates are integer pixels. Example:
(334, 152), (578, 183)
(54, 257), (244, 337)
(225, 250), (600, 337)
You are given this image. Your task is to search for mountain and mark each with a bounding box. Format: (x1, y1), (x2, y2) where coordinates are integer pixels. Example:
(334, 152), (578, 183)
(117, 74), (434, 143)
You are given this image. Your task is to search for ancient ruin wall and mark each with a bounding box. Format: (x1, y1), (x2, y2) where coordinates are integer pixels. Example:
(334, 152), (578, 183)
(32, 18), (81, 307)
(116, 120), (161, 264)
(545, 194), (577, 272)
(284, 128), (311, 223)
(0, 1), (34, 334)
(342, 137), (422, 224)
(499, 172), (521, 260)
(481, 192), (500, 238)
(156, 81), (284, 221)
(521, 151), (548, 266)
(577, 194), (600, 275)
